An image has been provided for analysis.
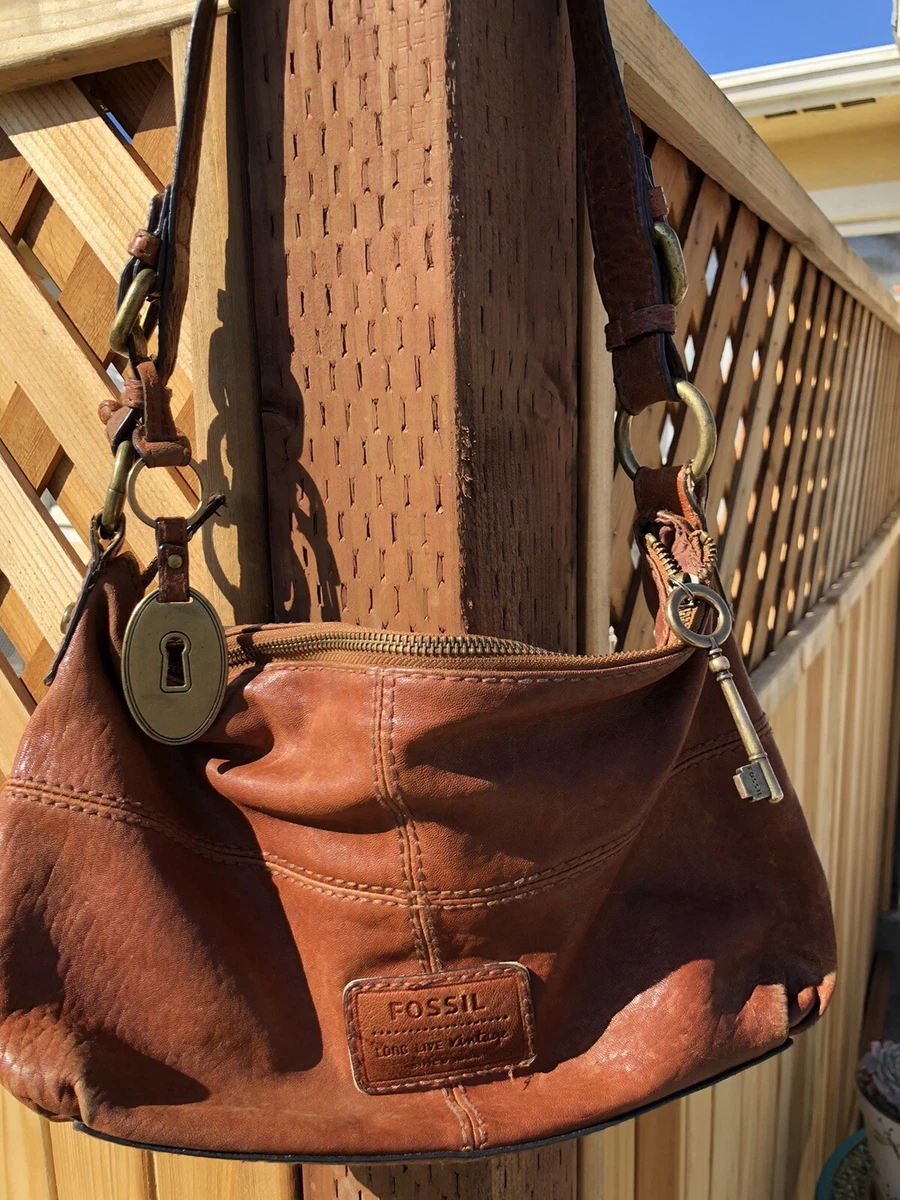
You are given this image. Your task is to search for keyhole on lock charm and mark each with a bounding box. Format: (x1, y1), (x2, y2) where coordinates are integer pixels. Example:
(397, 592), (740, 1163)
(160, 633), (192, 693)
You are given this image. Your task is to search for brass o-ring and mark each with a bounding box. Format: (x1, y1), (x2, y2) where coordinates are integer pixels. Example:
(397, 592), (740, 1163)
(126, 458), (207, 529)
(664, 581), (733, 650)
(615, 379), (717, 481)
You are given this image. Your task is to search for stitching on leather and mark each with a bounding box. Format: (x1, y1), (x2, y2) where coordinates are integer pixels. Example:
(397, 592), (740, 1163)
(240, 653), (687, 686)
(441, 1087), (475, 1152)
(669, 725), (772, 778)
(388, 658), (686, 684)
(370, 674), (429, 970)
(5, 790), (408, 905)
(434, 828), (641, 907)
(8, 777), (410, 896)
(428, 823), (642, 898)
(344, 965), (529, 990)
(5, 780), (642, 907)
(669, 740), (748, 777)
(371, 1016), (509, 1036)
(384, 674), (443, 972)
(456, 1085), (488, 1150)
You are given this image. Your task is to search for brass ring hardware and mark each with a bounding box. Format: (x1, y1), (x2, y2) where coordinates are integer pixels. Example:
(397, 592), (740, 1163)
(614, 378), (717, 481)
(664, 581), (733, 650)
(126, 457), (208, 528)
(99, 439), (137, 538)
(653, 221), (688, 306)
(109, 268), (158, 354)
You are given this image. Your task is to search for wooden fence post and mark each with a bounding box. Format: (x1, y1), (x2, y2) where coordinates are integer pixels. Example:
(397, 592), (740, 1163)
(239, 0), (579, 1192)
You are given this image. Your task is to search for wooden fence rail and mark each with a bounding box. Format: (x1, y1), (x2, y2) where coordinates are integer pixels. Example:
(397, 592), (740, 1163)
(0, 0), (898, 1197)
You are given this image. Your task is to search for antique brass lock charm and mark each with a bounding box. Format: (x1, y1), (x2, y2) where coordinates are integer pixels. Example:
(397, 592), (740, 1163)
(119, 458), (227, 744)
(121, 589), (227, 744)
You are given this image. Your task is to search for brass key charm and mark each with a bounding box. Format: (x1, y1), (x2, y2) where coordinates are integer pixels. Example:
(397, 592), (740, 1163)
(706, 649), (784, 803)
(664, 579), (783, 804)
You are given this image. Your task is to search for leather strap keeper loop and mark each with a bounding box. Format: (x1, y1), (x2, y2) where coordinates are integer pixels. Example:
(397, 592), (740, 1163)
(605, 303), (677, 351)
(127, 230), (162, 267)
(648, 185), (669, 221)
(127, 359), (192, 466)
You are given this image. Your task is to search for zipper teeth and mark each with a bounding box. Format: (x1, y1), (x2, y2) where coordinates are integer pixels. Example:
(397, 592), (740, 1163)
(644, 530), (718, 584)
(228, 630), (549, 667)
(644, 531), (682, 581)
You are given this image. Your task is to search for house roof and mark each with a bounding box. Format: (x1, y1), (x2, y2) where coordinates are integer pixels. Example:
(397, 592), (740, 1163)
(714, 45), (900, 117)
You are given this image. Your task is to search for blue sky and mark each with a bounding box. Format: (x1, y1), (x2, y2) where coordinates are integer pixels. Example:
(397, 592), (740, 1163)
(649, 0), (894, 73)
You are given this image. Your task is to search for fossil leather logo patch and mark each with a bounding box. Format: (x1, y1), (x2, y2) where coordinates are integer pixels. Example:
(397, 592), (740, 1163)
(344, 963), (536, 1094)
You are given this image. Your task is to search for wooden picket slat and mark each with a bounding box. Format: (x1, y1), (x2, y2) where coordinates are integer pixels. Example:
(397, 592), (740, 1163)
(153, 1156), (298, 1200)
(0, 1088), (56, 1200)
(47, 1122), (153, 1200)
(0, 657), (32, 778)
(0, 80), (158, 278)
(0, 439), (83, 648)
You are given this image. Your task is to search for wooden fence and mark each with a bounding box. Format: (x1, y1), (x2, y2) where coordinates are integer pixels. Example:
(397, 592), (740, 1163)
(0, 0), (898, 1197)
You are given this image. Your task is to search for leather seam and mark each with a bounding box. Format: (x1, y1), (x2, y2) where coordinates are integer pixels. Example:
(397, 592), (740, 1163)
(384, 674), (443, 972)
(5, 790), (409, 906)
(4, 781), (642, 906)
(7, 776), (403, 892)
(441, 1088), (475, 1152)
(669, 727), (772, 778)
(457, 1085), (488, 1150)
(233, 655), (689, 685)
(370, 673), (429, 970)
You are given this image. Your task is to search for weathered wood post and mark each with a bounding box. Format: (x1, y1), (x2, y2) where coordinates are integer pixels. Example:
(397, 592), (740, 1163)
(240, 0), (581, 1192)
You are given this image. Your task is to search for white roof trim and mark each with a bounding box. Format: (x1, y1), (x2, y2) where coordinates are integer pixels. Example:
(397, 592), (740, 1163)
(714, 44), (900, 116)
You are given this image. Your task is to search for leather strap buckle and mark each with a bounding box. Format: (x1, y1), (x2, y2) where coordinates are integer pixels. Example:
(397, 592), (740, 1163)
(653, 220), (688, 306)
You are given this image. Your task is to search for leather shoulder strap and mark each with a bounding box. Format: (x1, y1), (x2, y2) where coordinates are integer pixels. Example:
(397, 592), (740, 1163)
(155, 0), (219, 384)
(105, 0), (218, 468)
(566, 0), (681, 416)
(115, 0), (218, 389)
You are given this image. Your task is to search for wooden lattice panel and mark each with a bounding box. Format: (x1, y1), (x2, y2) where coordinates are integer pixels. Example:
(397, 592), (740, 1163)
(609, 126), (900, 668)
(0, 59), (195, 761)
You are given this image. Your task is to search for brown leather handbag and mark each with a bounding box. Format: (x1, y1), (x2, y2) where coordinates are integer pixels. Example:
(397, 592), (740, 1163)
(0, 0), (835, 1163)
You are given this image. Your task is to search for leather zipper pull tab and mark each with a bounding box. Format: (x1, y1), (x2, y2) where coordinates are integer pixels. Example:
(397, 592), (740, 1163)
(156, 517), (189, 603)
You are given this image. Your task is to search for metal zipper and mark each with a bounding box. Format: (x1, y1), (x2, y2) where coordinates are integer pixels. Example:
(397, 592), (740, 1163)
(228, 628), (551, 668)
(225, 624), (682, 670)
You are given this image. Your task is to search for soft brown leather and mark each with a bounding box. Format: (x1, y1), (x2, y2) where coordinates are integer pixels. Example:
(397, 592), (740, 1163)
(0, 468), (836, 1158)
